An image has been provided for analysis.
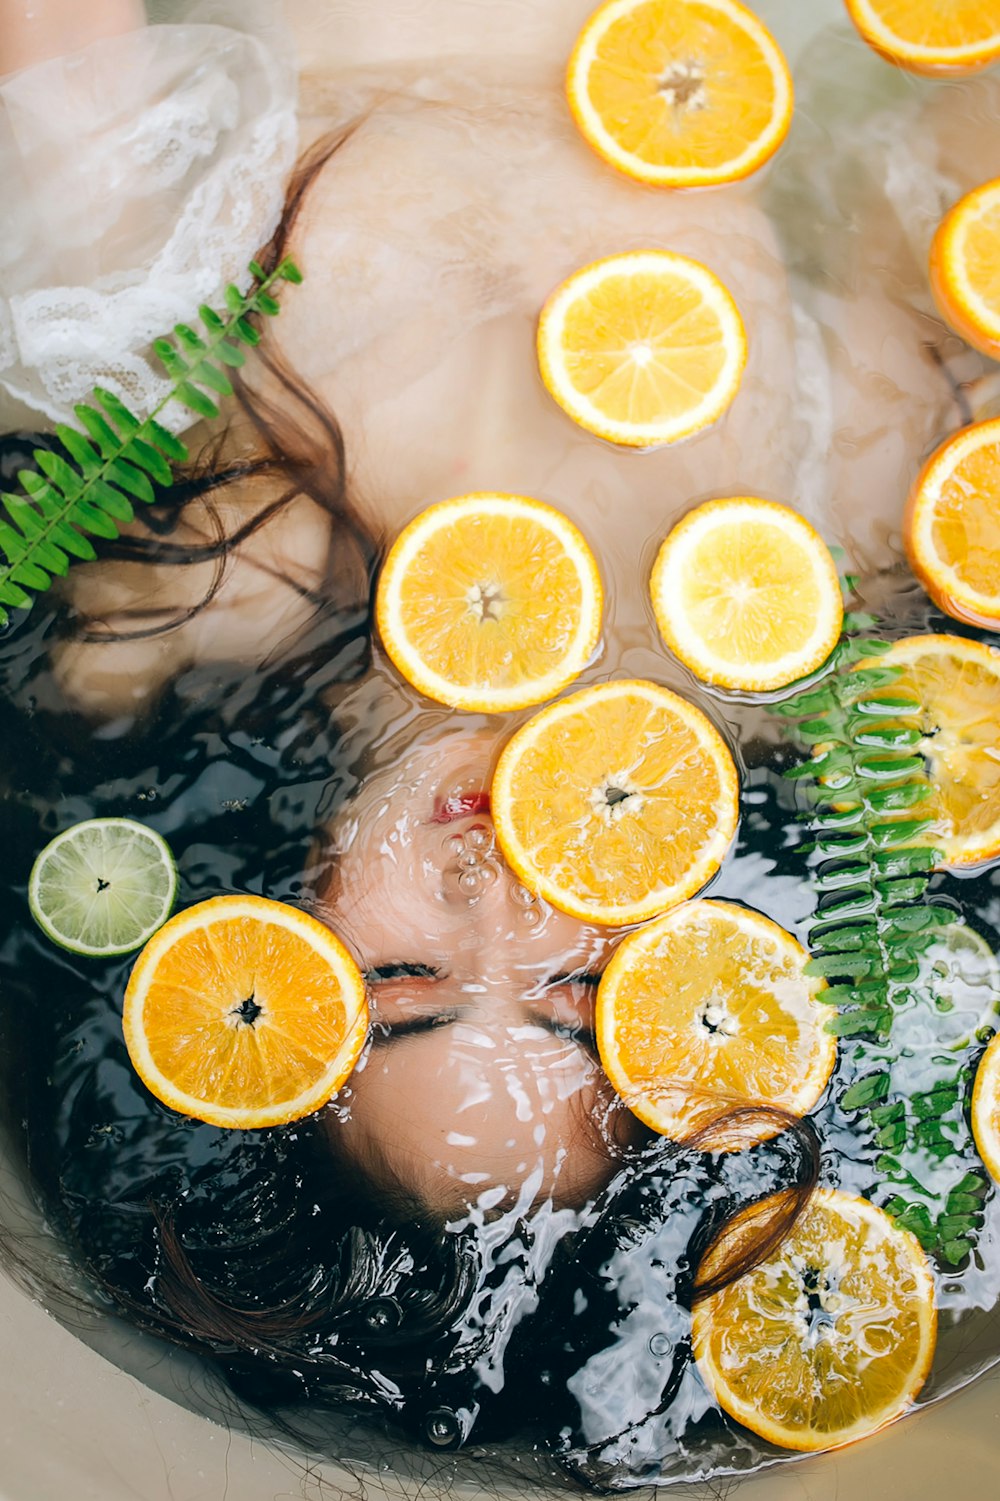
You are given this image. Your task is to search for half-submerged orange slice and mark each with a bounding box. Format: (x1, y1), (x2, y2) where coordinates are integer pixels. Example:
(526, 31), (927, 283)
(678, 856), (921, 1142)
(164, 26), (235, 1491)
(537, 251), (747, 449)
(845, 0), (1000, 75)
(491, 679), (739, 927)
(905, 420), (1000, 632)
(567, 0), (794, 187)
(693, 1187), (937, 1451)
(650, 497), (844, 691)
(931, 180), (1000, 360)
(377, 493), (603, 713)
(123, 895), (367, 1129)
(596, 899), (836, 1145)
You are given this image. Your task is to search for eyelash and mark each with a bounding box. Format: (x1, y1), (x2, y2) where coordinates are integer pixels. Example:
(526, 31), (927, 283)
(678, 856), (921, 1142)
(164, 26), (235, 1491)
(366, 962), (442, 983)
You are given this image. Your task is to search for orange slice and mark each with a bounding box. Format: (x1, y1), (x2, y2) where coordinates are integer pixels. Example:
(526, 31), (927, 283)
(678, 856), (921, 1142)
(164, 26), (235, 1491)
(650, 497), (844, 691)
(931, 181), (1000, 360)
(858, 635), (1000, 868)
(905, 420), (1000, 630)
(537, 251), (747, 449)
(972, 1032), (1000, 1183)
(693, 1187), (937, 1452)
(845, 0), (1000, 75)
(567, 0), (793, 188)
(491, 678), (739, 927)
(596, 899), (836, 1146)
(376, 493), (603, 713)
(123, 895), (367, 1129)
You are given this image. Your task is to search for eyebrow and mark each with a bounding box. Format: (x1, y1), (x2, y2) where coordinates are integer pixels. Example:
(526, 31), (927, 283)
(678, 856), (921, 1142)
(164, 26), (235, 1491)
(366, 962), (442, 983)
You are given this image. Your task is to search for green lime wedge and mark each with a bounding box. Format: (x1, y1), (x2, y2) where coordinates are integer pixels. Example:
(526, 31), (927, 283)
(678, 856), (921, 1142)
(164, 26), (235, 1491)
(28, 818), (178, 958)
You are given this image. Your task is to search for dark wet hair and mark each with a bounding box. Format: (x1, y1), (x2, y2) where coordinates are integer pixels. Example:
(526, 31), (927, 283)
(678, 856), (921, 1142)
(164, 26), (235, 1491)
(0, 127), (822, 1482)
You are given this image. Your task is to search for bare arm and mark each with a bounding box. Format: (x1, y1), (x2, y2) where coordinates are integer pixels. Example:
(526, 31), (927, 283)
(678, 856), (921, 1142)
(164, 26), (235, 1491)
(0, 0), (145, 76)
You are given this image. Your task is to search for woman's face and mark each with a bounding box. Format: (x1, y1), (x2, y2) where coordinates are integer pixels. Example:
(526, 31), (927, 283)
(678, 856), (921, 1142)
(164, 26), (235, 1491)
(316, 726), (637, 1222)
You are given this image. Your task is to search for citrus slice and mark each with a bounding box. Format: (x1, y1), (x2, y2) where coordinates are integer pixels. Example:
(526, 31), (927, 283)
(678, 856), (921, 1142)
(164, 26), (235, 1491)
(123, 895), (368, 1129)
(537, 251), (747, 449)
(972, 1031), (1000, 1183)
(491, 679), (739, 927)
(904, 419), (1000, 630)
(857, 635), (1000, 868)
(29, 818), (177, 958)
(596, 899), (836, 1145)
(693, 1187), (937, 1452)
(931, 181), (1000, 361)
(376, 493), (603, 713)
(650, 498), (844, 691)
(566, 0), (793, 188)
(845, 0), (1000, 75)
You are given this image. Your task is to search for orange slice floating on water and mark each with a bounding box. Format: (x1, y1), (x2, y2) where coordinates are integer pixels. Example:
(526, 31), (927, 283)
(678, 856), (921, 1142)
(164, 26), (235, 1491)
(566, 0), (794, 188)
(491, 679), (739, 927)
(857, 635), (1000, 869)
(650, 497), (844, 691)
(972, 1032), (1000, 1184)
(693, 1187), (937, 1452)
(537, 251), (747, 449)
(596, 899), (836, 1146)
(931, 180), (1000, 361)
(376, 493), (603, 713)
(905, 419), (1000, 630)
(845, 0), (1000, 75)
(123, 895), (368, 1129)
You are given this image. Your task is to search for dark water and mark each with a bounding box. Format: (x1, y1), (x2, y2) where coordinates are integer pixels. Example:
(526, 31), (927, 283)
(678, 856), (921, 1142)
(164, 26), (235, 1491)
(0, 561), (998, 1492)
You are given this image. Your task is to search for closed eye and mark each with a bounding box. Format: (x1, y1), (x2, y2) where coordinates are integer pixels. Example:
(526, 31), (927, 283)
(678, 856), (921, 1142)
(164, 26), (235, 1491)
(366, 962), (442, 984)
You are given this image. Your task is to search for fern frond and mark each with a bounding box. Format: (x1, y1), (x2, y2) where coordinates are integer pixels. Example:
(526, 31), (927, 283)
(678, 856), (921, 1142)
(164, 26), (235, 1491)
(0, 257), (303, 628)
(774, 620), (991, 1267)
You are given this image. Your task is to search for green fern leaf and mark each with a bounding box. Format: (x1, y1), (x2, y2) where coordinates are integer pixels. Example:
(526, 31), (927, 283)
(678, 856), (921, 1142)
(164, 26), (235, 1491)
(0, 258), (302, 627)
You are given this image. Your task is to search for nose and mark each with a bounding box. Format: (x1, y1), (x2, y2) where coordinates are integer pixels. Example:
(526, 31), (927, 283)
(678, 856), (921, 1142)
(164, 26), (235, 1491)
(440, 817), (545, 931)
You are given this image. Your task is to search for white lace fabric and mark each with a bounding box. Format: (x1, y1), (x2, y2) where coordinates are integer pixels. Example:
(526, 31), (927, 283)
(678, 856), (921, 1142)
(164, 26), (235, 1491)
(0, 1), (297, 433)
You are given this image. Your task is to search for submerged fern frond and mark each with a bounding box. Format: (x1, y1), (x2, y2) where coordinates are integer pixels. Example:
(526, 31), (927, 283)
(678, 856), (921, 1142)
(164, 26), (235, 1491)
(0, 257), (303, 627)
(776, 623), (992, 1267)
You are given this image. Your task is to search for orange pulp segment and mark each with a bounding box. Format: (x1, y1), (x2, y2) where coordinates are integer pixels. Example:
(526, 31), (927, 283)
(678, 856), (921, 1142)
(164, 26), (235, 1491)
(693, 1187), (937, 1451)
(566, 0), (794, 187)
(845, 0), (1000, 74)
(123, 895), (368, 1129)
(650, 497), (844, 691)
(931, 180), (1000, 360)
(596, 899), (836, 1145)
(491, 678), (739, 927)
(537, 251), (747, 449)
(376, 493), (603, 713)
(905, 419), (1000, 630)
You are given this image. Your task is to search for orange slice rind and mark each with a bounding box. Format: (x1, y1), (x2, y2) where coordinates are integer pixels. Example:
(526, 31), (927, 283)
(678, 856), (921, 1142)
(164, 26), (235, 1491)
(693, 1187), (938, 1452)
(931, 181), (1000, 361)
(123, 894), (368, 1130)
(845, 0), (1000, 75)
(567, 0), (794, 188)
(905, 420), (1000, 631)
(972, 1032), (1000, 1185)
(650, 497), (844, 691)
(537, 251), (747, 450)
(376, 493), (603, 713)
(596, 899), (837, 1146)
(491, 678), (739, 927)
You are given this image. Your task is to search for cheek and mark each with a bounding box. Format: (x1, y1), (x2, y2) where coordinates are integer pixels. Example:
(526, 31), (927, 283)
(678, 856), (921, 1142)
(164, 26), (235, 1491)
(330, 1029), (633, 1214)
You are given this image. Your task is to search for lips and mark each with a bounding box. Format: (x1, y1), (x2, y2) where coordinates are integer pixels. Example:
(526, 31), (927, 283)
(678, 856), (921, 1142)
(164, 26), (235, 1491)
(430, 791), (492, 825)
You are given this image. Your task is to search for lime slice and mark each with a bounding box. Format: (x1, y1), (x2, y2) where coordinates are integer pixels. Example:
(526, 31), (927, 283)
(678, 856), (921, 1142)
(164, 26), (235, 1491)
(29, 818), (178, 957)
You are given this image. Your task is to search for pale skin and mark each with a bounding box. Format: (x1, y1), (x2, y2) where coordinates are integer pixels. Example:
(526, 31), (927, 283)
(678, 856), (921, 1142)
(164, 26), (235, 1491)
(314, 724), (640, 1219)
